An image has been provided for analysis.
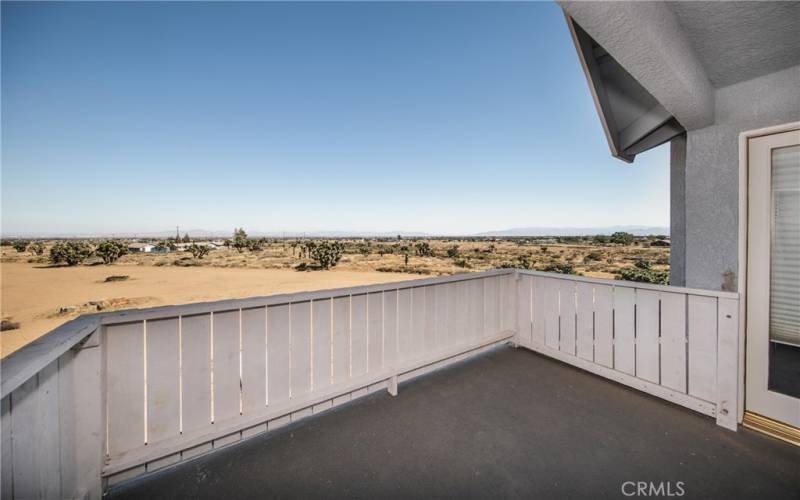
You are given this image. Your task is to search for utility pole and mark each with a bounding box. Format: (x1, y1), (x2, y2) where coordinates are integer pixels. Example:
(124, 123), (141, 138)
(176, 226), (180, 241)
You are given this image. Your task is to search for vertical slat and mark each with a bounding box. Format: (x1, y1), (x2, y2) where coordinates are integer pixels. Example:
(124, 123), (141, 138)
(350, 295), (368, 377)
(241, 307), (267, 414)
(290, 302), (312, 397)
(425, 285), (437, 348)
(559, 280), (577, 355)
(1, 395), (12, 499)
(471, 279), (485, 341)
(446, 283), (459, 346)
(614, 287), (636, 375)
(367, 292), (383, 373)
(383, 290), (399, 367)
(37, 361), (61, 500)
(635, 290), (661, 383)
(332, 297), (350, 385)
(312, 299), (332, 392)
(213, 310), (240, 422)
(181, 314), (212, 434)
(435, 285), (448, 348)
(56, 351), (75, 499)
(517, 276), (533, 344)
(106, 322), (145, 456)
(267, 304), (291, 406)
(688, 295), (717, 401)
(455, 281), (469, 345)
(716, 297), (740, 430)
(660, 292), (687, 392)
(397, 289), (413, 361)
(11, 377), (39, 498)
(146, 317), (180, 442)
(532, 277), (546, 344)
(576, 283), (594, 361)
(484, 277), (498, 338)
(594, 285), (614, 368)
(544, 279), (560, 349)
(501, 274), (516, 333)
(411, 287), (426, 355)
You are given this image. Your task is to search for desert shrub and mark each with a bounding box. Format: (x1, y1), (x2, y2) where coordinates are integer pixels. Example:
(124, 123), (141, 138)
(446, 245), (460, 258)
(617, 263), (669, 285)
(358, 244), (371, 257)
(540, 246), (548, 253)
(189, 243), (211, 259)
(415, 242), (433, 257)
(310, 241), (343, 269)
(50, 241), (93, 266)
(454, 259), (470, 268)
(542, 262), (575, 275)
(610, 231), (635, 245)
(12, 240), (29, 252)
(95, 240), (128, 264)
(583, 251), (603, 263)
(247, 238), (264, 252)
(232, 228), (249, 253)
(29, 241), (46, 255)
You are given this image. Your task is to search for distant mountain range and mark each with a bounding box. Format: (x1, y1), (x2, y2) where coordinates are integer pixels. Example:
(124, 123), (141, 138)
(2, 225), (669, 239)
(475, 225), (669, 237)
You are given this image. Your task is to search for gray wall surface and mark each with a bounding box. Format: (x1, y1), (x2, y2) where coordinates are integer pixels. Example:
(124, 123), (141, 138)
(680, 64), (800, 291)
(670, 135), (687, 287)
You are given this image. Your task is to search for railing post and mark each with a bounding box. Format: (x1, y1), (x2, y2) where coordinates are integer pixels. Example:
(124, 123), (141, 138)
(66, 327), (105, 498)
(716, 298), (739, 431)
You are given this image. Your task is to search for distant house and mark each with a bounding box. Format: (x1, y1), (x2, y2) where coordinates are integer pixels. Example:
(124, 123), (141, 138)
(127, 243), (155, 253)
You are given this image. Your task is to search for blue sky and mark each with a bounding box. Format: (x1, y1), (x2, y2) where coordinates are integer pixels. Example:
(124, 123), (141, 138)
(1, 1), (669, 236)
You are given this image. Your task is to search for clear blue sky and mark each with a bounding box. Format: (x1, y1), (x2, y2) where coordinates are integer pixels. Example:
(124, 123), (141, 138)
(1, 1), (669, 236)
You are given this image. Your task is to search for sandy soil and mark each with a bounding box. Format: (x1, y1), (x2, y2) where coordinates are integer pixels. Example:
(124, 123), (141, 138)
(0, 262), (417, 357)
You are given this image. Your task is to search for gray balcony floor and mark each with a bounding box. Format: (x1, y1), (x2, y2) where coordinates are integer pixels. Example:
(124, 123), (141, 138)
(108, 346), (800, 500)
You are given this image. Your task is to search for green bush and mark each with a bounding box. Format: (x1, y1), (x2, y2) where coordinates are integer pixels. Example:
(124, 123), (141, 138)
(95, 240), (128, 264)
(188, 243), (211, 259)
(50, 241), (94, 266)
(415, 242), (433, 257)
(616, 260), (668, 284)
(610, 231), (635, 245)
(12, 240), (29, 252)
(29, 241), (46, 255)
(446, 245), (459, 258)
(310, 241), (343, 269)
(542, 262), (575, 274)
(583, 251), (603, 263)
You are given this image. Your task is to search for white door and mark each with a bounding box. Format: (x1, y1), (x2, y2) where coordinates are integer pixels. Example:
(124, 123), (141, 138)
(746, 128), (800, 431)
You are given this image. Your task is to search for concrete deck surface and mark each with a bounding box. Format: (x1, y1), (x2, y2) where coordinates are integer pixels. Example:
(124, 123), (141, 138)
(109, 346), (800, 499)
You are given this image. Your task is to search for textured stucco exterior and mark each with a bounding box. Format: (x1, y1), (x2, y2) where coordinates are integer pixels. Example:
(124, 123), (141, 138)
(682, 65), (800, 290)
(669, 135), (687, 287)
(558, 1), (715, 130)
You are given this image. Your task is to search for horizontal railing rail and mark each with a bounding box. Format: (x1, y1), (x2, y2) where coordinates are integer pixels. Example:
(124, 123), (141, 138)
(0, 268), (741, 500)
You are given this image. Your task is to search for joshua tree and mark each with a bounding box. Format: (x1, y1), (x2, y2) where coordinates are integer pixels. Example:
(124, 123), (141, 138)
(95, 240), (128, 264)
(232, 228), (248, 253)
(12, 240), (29, 253)
(310, 241), (343, 269)
(29, 241), (46, 255)
(189, 243), (210, 259)
(415, 242), (433, 257)
(50, 241), (94, 266)
(446, 245), (460, 259)
(610, 231), (635, 245)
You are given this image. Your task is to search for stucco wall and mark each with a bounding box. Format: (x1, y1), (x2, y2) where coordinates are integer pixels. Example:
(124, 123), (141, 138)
(669, 134), (687, 287)
(682, 64), (800, 291)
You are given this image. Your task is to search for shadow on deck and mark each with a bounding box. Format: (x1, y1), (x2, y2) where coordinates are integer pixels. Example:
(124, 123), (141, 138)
(108, 346), (799, 499)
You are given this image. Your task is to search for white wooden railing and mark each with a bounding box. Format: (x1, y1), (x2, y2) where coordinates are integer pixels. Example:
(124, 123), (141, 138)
(0, 268), (740, 499)
(513, 270), (740, 431)
(1, 270), (516, 499)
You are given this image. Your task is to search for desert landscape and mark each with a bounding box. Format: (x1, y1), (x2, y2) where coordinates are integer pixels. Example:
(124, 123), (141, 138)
(0, 232), (669, 356)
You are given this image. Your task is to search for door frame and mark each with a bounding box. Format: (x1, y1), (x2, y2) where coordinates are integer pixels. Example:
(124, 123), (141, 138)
(737, 121), (800, 424)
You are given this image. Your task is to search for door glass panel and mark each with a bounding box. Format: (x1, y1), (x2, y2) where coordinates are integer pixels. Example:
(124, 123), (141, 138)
(769, 144), (800, 398)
